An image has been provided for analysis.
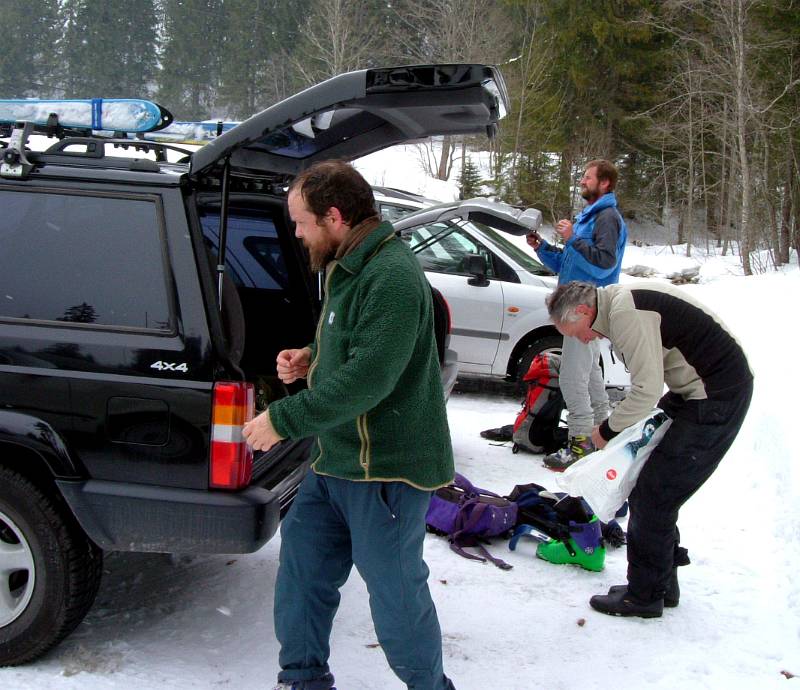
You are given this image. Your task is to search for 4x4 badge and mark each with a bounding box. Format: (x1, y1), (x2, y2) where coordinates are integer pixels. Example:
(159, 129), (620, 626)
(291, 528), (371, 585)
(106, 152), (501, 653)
(150, 360), (189, 373)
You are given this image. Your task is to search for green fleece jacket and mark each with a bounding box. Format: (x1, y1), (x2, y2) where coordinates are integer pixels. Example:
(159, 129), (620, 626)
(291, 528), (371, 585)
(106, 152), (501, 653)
(268, 221), (454, 490)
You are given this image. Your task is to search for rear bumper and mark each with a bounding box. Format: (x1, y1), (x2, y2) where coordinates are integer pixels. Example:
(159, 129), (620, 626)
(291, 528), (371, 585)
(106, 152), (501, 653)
(58, 479), (281, 554)
(57, 439), (314, 554)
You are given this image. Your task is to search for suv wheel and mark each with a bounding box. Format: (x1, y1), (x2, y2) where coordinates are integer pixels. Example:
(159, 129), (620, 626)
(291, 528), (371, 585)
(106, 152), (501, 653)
(515, 334), (563, 388)
(0, 467), (102, 666)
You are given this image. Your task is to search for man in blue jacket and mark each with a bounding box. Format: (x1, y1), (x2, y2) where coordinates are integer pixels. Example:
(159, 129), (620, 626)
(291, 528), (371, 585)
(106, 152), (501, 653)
(527, 160), (627, 469)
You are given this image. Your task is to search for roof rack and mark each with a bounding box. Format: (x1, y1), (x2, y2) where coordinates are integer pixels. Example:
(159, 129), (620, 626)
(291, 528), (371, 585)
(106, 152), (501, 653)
(44, 135), (194, 161)
(1, 122), (195, 179)
(0, 121), (34, 178)
(1, 98), (240, 145)
(0, 97), (183, 178)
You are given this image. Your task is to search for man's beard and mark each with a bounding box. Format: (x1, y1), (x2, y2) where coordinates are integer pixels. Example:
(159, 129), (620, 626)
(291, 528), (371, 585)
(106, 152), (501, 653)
(306, 229), (337, 272)
(581, 185), (599, 203)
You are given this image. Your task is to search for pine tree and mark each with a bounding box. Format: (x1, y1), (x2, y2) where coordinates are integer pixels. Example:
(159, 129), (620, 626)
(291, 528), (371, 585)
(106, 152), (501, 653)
(0, 0), (61, 97)
(458, 156), (483, 200)
(536, 0), (672, 217)
(157, 0), (225, 119)
(218, 0), (309, 118)
(755, 1), (800, 266)
(59, 303), (98, 324)
(61, 0), (158, 98)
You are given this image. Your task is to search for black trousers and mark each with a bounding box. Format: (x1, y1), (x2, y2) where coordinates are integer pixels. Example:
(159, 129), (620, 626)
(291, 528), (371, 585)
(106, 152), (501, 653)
(626, 380), (754, 601)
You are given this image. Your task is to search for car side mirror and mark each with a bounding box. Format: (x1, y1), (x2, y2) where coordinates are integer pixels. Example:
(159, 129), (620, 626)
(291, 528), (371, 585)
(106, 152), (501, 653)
(464, 253), (490, 287)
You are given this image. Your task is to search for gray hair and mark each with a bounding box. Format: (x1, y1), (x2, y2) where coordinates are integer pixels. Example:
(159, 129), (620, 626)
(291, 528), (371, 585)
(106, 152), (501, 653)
(546, 281), (597, 323)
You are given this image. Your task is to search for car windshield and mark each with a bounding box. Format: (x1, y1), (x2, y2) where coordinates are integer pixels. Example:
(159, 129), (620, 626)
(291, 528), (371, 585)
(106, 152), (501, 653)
(460, 220), (552, 276)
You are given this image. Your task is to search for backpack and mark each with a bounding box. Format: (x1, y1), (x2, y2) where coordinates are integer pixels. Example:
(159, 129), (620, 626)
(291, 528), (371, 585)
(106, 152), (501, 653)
(505, 483), (586, 539)
(505, 482), (607, 571)
(512, 352), (567, 454)
(425, 473), (517, 570)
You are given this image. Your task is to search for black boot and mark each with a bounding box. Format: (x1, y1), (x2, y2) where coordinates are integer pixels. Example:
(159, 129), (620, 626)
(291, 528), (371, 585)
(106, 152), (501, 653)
(590, 587), (664, 618)
(665, 567), (679, 607)
(609, 568), (679, 607)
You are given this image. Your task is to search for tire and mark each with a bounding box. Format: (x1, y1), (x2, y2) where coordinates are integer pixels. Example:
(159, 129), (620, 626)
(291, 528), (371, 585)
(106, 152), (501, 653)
(514, 334), (563, 390)
(0, 466), (103, 666)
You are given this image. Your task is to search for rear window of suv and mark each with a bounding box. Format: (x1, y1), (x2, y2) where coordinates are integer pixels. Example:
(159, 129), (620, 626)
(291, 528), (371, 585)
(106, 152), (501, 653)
(0, 189), (171, 330)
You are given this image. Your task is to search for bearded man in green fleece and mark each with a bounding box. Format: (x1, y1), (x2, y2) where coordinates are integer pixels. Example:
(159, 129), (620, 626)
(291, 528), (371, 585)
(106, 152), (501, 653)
(243, 160), (456, 690)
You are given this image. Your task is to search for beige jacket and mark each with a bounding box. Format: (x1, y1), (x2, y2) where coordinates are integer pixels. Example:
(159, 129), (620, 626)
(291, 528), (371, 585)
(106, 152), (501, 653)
(592, 282), (752, 439)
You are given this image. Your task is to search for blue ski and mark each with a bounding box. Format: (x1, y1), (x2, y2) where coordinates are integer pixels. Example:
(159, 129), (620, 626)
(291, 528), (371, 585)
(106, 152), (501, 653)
(0, 98), (172, 133)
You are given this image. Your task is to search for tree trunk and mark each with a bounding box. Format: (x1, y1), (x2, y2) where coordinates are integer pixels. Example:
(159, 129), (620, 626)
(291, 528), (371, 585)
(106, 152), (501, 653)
(555, 151), (572, 220)
(723, 159), (737, 257)
(733, 0), (753, 275)
(661, 138), (671, 234)
(794, 149), (800, 267)
(779, 147), (794, 265)
(716, 95), (731, 249)
(685, 54), (694, 258)
(437, 136), (453, 181)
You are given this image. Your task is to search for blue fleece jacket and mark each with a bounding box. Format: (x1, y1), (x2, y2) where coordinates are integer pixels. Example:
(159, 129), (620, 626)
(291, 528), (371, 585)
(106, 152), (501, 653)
(536, 192), (627, 286)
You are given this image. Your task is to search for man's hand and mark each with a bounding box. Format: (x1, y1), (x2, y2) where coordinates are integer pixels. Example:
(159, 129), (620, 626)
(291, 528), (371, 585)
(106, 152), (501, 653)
(276, 347), (311, 384)
(555, 219), (574, 242)
(526, 231), (542, 250)
(591, 425), (608, 450)
(242, 410), (284, 452)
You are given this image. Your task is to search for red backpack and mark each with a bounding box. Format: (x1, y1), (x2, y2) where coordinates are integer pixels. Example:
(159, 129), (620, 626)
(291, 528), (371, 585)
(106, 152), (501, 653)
(512, 353), (567, 454)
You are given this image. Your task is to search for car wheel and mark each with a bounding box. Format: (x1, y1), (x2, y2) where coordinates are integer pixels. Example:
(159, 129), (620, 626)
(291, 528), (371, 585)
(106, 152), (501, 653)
(515, 335), (563, 389)
(0, 466), (102, 666)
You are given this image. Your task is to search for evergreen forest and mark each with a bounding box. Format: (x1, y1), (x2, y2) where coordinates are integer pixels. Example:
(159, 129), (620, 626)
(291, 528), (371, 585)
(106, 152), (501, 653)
(2, 0), (798, 273)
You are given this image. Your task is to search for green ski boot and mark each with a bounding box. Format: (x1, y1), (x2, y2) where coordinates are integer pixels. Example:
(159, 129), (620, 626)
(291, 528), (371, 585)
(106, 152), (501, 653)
(536, 516), (605, 572)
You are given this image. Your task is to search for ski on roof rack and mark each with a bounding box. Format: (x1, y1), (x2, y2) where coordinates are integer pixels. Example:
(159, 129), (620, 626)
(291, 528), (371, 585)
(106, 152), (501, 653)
(0, 98), (173, 133)
(138, 120), (239, 144)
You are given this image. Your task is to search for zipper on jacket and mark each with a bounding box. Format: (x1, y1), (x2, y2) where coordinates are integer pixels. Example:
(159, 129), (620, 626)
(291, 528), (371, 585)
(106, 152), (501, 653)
(307, 263), (337, 468)
(357, 413), (371, 475)
(307, 263), (337, 389)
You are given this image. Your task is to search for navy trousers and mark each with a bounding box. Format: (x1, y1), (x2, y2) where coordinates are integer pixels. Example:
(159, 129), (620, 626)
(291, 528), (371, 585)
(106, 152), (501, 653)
(274, 471), (454, 690)
(626, 382), (753, 601)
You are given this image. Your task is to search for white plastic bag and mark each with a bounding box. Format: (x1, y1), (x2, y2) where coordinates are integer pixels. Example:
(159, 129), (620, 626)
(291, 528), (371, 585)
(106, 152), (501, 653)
(556, 411), (673, 522)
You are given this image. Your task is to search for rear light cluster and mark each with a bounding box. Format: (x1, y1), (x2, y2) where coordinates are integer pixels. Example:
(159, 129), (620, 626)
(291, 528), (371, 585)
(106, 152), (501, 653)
(442, 293), (453, 334)
(210, 381), (255, 490)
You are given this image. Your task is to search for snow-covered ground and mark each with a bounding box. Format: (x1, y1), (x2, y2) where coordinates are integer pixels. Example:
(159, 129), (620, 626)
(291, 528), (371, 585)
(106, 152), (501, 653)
(4, 146), (799, 689)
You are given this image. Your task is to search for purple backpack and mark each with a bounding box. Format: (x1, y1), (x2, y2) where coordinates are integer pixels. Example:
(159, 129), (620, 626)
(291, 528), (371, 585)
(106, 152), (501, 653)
(425, 473), (518, 570)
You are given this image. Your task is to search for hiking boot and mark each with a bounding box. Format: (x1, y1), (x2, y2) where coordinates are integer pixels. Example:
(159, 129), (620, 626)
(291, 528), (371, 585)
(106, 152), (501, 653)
(609, 568), (680, 607)
(589, 587), (664, 618)
(480, 424), (514, 442)
(272, 674), (336, 690)
(536, 516), (605, 572)
(601, 519), (626, 548)
(543, 435), (594, 471)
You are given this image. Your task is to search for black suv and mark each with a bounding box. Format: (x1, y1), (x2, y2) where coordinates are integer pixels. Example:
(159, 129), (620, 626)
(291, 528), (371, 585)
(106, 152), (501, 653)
(0, 64), (508, 665)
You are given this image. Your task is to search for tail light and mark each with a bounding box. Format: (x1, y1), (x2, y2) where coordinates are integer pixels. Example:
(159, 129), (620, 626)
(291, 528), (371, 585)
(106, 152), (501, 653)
(429, 286), (452, 365)
(210, 381), (254, 489)
(442, 292), (453, 334)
